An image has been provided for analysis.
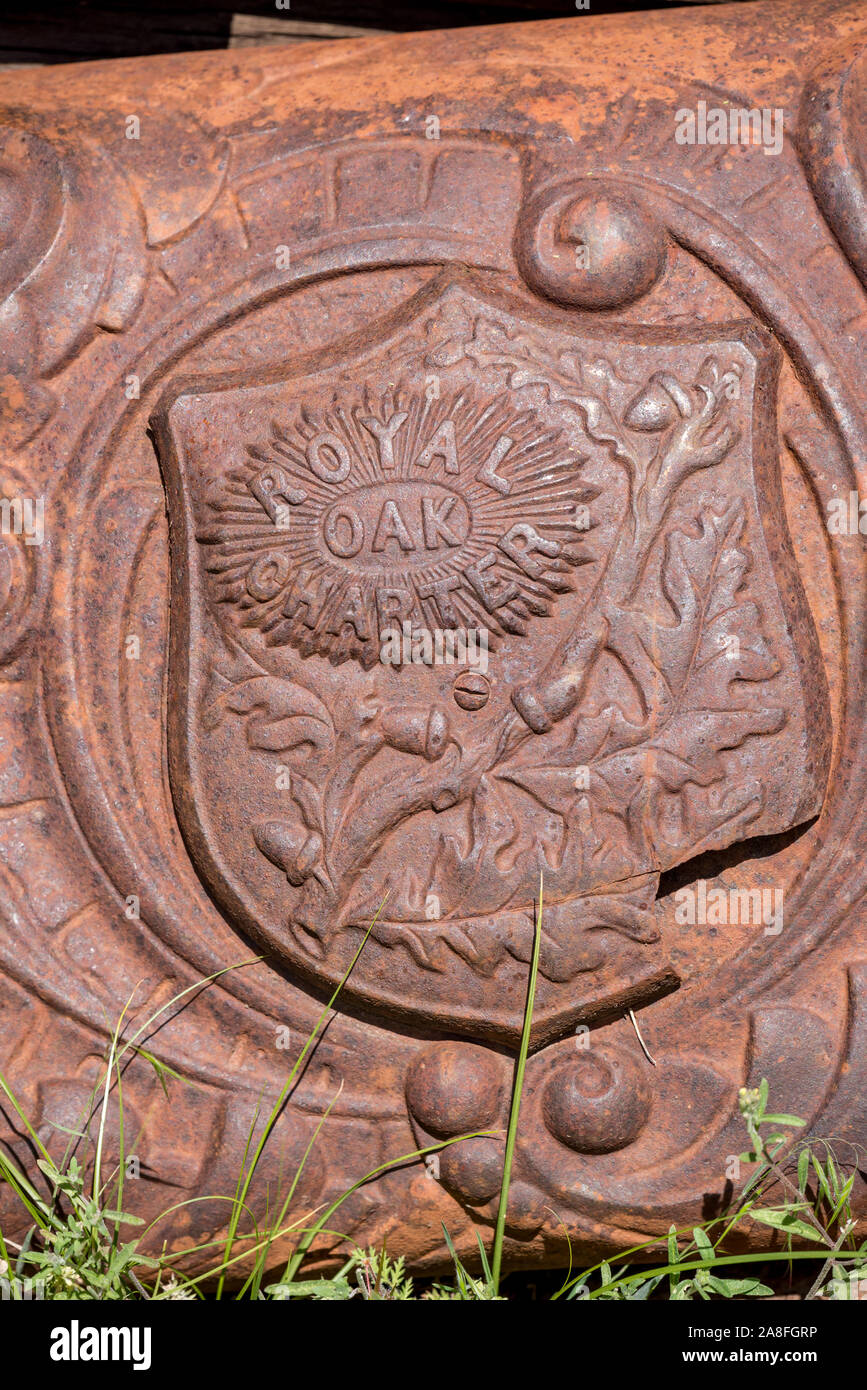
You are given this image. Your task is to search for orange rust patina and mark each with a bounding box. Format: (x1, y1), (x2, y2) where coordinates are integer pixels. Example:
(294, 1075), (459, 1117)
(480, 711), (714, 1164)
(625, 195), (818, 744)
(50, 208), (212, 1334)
(0, 0), (865, 1275)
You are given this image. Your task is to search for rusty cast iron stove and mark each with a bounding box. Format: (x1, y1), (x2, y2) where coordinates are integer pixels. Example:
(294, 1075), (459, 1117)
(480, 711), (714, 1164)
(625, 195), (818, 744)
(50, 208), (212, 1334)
(0, 0), (865, 1274)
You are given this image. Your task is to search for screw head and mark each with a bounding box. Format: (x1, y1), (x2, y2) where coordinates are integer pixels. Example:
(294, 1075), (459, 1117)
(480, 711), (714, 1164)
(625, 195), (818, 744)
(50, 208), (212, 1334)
(453, 672), (490, 710)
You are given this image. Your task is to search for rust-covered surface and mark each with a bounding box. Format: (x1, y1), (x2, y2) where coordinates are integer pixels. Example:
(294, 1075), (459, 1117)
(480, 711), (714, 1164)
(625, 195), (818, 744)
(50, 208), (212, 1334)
(0, 0), (865, 1274)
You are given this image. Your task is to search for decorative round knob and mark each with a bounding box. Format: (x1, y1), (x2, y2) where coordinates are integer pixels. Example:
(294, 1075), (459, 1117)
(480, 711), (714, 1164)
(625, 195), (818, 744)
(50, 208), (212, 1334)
(439, 1136), (504, 1205)
(516, 181), (667, 311)
(405, 1041), (503, 1137)
(500, 1181), (547, 1237)
(541, 1047), (652, 1153)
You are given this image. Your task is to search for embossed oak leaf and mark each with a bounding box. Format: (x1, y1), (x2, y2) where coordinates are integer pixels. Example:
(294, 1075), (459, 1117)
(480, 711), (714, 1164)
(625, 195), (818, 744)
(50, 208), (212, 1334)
(463, 499), (785, 915)
(202, 674), (334, 753)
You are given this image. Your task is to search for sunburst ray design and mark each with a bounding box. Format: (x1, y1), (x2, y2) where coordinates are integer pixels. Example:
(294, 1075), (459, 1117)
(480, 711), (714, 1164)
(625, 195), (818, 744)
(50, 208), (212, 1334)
(196, 380), (598, 667)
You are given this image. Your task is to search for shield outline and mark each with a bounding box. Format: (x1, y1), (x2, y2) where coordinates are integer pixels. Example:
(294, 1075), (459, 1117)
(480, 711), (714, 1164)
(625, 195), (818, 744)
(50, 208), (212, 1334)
(151, 270), (831, 1044)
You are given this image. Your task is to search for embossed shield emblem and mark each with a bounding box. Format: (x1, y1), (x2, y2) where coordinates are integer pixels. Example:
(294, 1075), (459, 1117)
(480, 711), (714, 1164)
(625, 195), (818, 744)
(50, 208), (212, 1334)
(152, 275), (828, 1043)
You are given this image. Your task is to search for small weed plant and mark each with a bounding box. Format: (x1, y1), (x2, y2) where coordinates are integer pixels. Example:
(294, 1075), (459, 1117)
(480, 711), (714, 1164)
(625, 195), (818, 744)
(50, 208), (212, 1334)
(1, 881), (865, 1301)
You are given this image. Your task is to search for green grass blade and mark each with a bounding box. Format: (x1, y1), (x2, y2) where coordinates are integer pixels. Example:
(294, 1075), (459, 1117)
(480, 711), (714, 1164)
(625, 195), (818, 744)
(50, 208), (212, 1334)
(491, 870), (543, 1295)
(280, 1133), (487, 1287)
(215, 899), (387, 1296)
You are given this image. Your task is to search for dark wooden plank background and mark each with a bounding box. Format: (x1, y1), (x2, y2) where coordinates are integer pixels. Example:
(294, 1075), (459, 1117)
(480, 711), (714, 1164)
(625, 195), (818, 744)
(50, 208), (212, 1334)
(0, 0), (757, 66)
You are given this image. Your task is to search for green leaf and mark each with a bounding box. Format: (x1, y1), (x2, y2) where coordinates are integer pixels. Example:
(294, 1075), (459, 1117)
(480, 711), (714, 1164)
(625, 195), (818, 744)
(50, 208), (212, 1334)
(102, 1211), (145, 1226)
(706, 1275), (773, 1298)
(474, 1233), (493, 1287)
(630, 1277), (662, 1301)
(750, 1207), (820, 1243)
(737, 1161), (769, 1200)
(667, 1226), (678, 1263)
(266, 1278), (355, 1301)
(134, 1048), (189, 1099)
(829, 1175), (856, 1225)
(797, 1147), (810, 1194)
(667, 1225), (679, 1296)
(693, 1227), (714, 1257)
(812, 1157), (832, 1204)
(441, 1222), (472, 1298)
